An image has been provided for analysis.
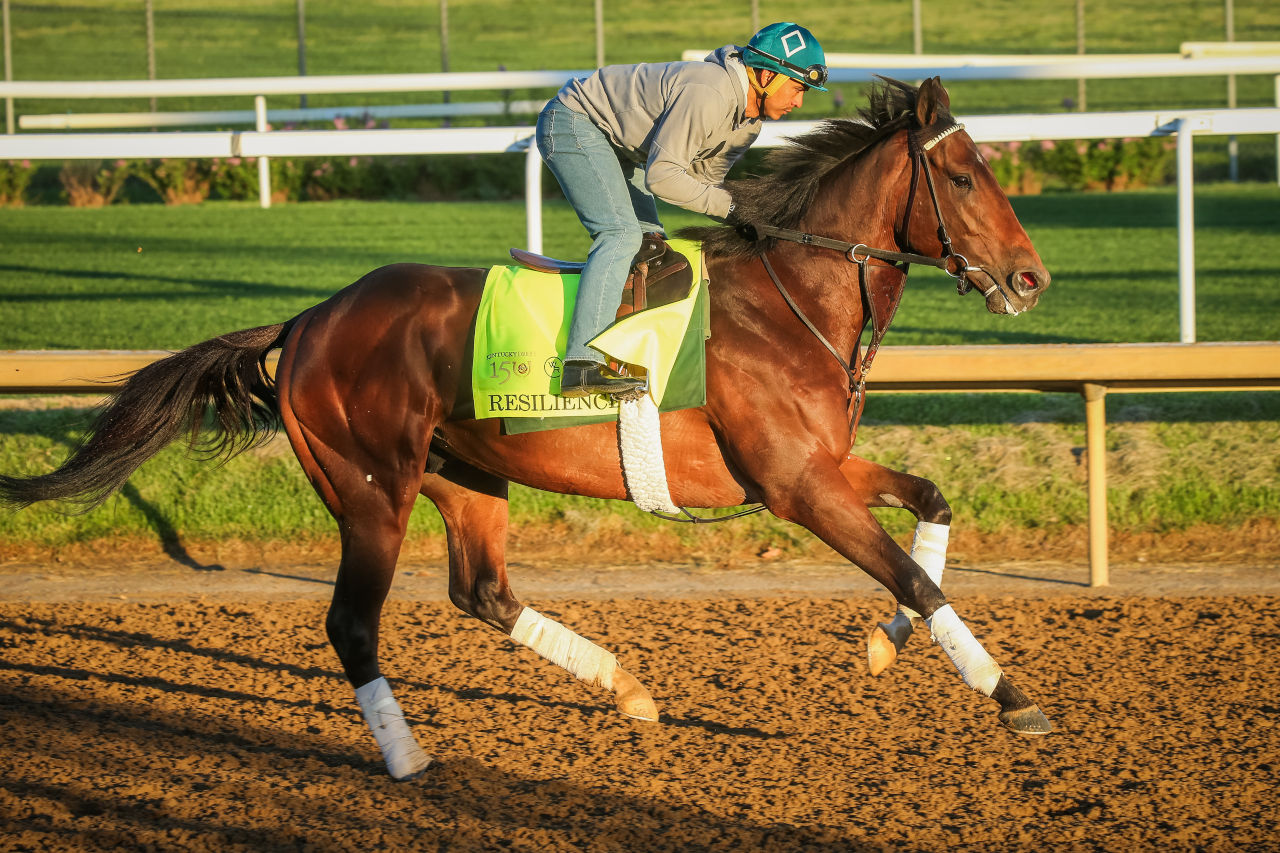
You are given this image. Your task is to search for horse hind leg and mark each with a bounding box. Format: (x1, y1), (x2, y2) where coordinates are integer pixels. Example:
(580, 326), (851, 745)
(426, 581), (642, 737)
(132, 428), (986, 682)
(839, 456), (953, 676)
(296, 432), (435, 780)
(277, 332), (434, 780)
(420, 458), (658, 721)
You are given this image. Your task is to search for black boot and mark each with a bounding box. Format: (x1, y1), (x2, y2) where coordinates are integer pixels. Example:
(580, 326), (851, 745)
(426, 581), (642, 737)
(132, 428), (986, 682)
(559, 359), (644, 398)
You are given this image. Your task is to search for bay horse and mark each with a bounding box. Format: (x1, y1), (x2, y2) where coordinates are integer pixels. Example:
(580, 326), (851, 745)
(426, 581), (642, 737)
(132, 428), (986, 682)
(1, 78), (1051, 780)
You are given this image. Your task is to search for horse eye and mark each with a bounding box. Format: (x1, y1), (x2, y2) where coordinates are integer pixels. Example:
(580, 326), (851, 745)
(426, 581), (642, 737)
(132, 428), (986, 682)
(952, 174), (973, 190)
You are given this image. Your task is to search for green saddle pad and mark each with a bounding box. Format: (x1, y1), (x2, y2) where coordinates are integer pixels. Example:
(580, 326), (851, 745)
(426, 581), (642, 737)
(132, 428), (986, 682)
(473, 238), (709, 434)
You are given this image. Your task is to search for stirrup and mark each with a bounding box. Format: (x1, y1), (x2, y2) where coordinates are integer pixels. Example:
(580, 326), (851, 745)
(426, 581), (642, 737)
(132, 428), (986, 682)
(559, 360), (645, 398)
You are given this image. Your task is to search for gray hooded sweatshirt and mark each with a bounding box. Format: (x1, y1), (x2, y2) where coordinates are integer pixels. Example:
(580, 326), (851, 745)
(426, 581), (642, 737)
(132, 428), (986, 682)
(554, 46), (761, 219)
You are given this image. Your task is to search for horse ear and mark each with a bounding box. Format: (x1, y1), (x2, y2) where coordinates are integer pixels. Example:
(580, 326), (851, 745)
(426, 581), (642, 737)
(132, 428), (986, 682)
(933, 77), (951, 112)
(915, 76), (950, 127)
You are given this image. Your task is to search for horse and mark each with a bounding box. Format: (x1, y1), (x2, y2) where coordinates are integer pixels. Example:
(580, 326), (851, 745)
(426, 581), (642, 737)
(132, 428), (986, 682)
(0, 77), (1051, 780)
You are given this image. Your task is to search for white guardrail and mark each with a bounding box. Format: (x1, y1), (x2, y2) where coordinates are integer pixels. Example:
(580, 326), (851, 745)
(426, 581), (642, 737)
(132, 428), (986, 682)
(15, 46), (1280, 130)
(3, 53), (1280, 343)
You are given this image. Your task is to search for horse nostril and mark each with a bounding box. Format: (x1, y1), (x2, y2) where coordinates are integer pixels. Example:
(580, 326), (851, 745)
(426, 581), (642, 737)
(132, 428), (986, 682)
(1019, 271), (1040, 291)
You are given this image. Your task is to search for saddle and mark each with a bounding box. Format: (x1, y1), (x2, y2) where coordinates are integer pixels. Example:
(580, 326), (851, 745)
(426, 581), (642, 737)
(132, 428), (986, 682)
(509, 233), (695, 321)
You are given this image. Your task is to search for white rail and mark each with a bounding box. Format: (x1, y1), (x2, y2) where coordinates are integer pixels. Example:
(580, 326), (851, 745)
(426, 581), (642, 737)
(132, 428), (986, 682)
(5, 106), (1278, 345)
(4, 55), (1280, 342)
(20, 100), (550, 131)
(0, 70), (586, 99)
(4, 55), (1279, 101)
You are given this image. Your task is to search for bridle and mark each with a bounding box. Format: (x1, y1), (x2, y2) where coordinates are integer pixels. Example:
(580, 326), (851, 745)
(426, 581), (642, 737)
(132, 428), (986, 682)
(752, 121), (1018, 308)
(901, 122), (1016, 310)
(746, 119), (1021, 432)
(647, 120), (1019, 526)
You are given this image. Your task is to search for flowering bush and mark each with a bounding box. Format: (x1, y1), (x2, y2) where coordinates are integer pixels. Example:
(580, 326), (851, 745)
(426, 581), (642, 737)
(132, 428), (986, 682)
(59, 160), (132, 207)
(981, 137), (1177, 194)
(135, 158), (213, 205)
(0, 159), (36, 206)
(304, 156), (375, 201)
(210, 157), (304, 203)
(978, 141), (1042, 196)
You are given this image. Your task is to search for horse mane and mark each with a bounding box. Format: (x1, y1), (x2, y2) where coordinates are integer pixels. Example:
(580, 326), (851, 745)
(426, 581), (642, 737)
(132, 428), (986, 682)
(679, 77), (950, 258)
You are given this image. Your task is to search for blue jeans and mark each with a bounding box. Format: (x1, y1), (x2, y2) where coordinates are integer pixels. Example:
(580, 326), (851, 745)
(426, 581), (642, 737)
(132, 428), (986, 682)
(536, 99), (662, 363)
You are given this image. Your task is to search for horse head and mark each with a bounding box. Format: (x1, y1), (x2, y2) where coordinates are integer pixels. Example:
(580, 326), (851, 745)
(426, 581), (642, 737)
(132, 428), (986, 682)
(683, 77), (1050, 316)
(900, 77), (1051, 316)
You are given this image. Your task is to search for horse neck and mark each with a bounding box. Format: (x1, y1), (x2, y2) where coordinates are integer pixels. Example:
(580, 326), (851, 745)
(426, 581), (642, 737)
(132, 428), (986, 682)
(764, 131), (915, 360)
(808, 129), (914, 254)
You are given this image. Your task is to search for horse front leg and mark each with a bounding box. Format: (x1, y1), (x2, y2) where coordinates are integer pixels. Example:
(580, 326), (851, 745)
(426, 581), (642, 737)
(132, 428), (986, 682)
(762, 460), (1051, 735)
(420, 458), (658, 722)
(837, 454), (954, 676)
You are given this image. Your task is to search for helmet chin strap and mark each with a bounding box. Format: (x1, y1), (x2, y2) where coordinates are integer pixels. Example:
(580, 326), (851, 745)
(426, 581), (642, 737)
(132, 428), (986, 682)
(747, 67), (790, 100)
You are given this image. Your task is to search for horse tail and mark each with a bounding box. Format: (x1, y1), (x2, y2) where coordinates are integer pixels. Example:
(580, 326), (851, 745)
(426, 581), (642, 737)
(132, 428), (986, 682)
(0, 322), (291, 511)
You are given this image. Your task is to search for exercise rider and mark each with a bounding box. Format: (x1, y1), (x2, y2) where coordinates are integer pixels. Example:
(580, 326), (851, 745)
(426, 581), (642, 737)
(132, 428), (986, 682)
(537, 22), (828, 397)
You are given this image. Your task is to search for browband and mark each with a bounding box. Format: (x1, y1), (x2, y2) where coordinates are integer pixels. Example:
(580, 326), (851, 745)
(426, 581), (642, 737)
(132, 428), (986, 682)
(922, 122), (965, 151)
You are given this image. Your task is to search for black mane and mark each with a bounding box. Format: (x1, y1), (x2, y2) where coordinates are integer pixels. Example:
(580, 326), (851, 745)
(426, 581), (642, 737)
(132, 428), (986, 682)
(679, 78), (950, 258)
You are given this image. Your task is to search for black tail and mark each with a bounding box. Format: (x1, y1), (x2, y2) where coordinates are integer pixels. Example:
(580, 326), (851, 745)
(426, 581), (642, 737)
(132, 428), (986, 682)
(0, 323), (289, 511)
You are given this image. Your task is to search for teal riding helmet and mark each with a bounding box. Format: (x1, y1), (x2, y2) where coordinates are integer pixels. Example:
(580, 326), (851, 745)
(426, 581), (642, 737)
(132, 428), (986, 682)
(743, 22), (828, 92)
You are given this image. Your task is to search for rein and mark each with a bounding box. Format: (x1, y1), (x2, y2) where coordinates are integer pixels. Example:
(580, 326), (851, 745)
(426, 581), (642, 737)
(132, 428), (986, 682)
(750, 122), (974, 280)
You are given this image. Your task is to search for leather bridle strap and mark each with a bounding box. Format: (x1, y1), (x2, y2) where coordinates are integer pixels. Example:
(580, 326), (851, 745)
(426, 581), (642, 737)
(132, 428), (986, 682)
(760, 252), (857, 393)
(751, 223), (948, 272)
(750, 122), (974, 282)
(760, 251), (890, 444)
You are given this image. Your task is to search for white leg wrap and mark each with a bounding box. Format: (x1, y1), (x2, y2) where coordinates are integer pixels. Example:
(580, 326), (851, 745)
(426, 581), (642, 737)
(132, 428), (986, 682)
(354, 677), (431, 780)
(511, 607), (617, 690)
(901, 521), (949, 619)
(927, 604), (1003, 697)
(617, 393), (680, 513)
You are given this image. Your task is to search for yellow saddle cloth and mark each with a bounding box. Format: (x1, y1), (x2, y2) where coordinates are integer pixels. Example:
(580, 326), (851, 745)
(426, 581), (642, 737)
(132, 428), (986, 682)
(472, 239), (709, 433)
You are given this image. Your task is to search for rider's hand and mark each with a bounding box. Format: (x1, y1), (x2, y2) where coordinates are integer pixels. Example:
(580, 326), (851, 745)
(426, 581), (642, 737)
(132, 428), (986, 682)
(725, 203), (758, 242)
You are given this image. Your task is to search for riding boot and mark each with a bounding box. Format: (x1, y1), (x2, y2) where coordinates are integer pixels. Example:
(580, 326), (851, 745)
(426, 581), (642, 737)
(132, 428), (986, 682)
(559, 359), (644, 398)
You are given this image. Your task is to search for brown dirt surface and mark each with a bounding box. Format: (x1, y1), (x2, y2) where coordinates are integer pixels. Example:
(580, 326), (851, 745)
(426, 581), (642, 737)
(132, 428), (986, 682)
(1, 555), (1278, 851)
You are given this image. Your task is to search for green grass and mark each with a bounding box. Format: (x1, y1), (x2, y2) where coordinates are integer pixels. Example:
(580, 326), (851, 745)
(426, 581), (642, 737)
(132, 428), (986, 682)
(2, 392), (1276, 552)
(6, 0), (1279, 119)
(0, 189), (1277, 554)
(2, 185), (1278, 349)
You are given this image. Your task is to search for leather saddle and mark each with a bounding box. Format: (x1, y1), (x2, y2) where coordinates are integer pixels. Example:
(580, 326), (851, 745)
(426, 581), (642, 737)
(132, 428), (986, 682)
(509, 232), (695, 321)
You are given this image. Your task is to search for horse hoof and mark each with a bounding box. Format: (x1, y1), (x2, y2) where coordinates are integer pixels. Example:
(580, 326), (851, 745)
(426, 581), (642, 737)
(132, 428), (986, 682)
(867, 625), (898, 676)
(612, 668), (659, 722)
(999, 704), (1053, 736)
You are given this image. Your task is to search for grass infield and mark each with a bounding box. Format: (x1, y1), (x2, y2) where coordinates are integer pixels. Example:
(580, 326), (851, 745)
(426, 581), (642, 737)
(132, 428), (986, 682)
(1, 189), (1277, 559)
(8, 0), (1280, 118)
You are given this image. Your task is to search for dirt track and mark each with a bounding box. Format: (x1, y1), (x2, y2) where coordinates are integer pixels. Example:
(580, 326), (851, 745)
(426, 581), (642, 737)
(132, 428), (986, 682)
(2, 558), (1278, 851)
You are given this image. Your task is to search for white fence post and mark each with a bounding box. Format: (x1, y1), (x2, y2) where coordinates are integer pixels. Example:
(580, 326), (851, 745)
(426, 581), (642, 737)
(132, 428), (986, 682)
(1176, 119), (1196, 344)
(3, 0), (12, 134)
(255, 95), (271, 209)
(525, 138), (542, 253)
